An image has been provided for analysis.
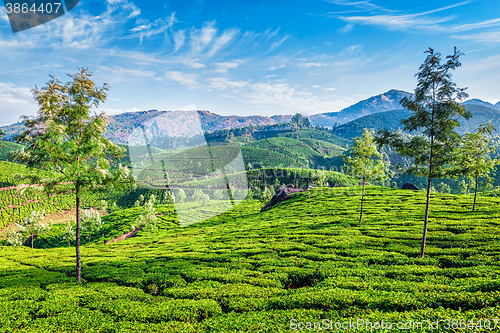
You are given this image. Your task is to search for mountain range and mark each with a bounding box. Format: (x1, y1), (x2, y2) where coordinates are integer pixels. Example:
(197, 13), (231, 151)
(1, 89), (498, 144)
(332, 104), (500, 140)
(309, 89), (413, 126)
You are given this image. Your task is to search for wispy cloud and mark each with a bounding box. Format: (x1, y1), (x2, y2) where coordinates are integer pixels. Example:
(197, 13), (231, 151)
(190, 21), (217, 53)
(0, 82), (34, 105)
(453, 31), (500, 44)
(297, 62), (328, 68)
(97, 66), (157, 83)
(339, 12), (453, 31)
(244, 83), (342, 112)
(266, 64), (286, 71)
(165, 71), (199, 89)
(129, 13), (176, 42)
(173, 30), (186, 53)
(207, 28), (240, 56)
(0, 82), (38, 125)
(182, 59), (206, 69)
(324, 0), (387, 12)
(213, 62), (240, 74)
(268, 36), (289, 52)
(337, 23), (354, 33)
(207, 77), (247, 90)
(339, 45), (362, 57)
(334, 1), (500, 35)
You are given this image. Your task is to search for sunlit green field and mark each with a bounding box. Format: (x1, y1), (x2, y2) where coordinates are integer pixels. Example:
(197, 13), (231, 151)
(1, 186), (500, 332)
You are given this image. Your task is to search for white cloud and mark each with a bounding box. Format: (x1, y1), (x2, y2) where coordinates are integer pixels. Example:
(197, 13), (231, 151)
(173, 30), (186, 53)
(268, 36), (288, 52)
(337, 23), (354, 33)
(297, 62), (328, 68)
(182, 59), (206, 69)
(335, 1), (500, 35)
(266, 64), (286, 71)
(0, 82), (38, 126)
(174, 104), (197, 111)
(323, 87), (338, 91)
(339, 45), (363, 57)
(453, 31), (500, 44)
(340, 13), (453, 31)
(190, 21), (217, 53)
(0, 82), (35, 105)
(0, 7), (9, 24)
(207, 77), (247, 90)
(97, 66), (157, 83)
(130, 14), (176, 42)
(207, 28), (239, 56)
(324, 0), (386, 12)
(244, 83), (342, 112)
(213, 62), (240, 74)
(312, 85), (322, 88)
(165, 71), (199, 89)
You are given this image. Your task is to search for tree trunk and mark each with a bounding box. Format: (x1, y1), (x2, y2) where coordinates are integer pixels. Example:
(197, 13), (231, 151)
(31, 234), (34, 249)
(359, 178), (365, 224)
(420, 177), (432, 258)
(472, 175), (479, 212)
(76, 187), (81, 283)
(466, 178), (470, 195)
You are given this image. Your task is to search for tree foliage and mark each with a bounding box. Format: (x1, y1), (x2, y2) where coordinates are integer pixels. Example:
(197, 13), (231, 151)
(12, 68), (133, 281)
(456, 123), (499, 211)
(61, 221), (76, 247)
(135, 196), (157, 237)
(344, 128), (389, 223)
(290, 113), (312, 130)
(81, 209), (103, 244)
(375, 47), (471, 257)
(15, 210), (51, 248)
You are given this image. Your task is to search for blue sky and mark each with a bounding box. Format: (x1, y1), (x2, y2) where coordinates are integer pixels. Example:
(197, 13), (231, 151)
(0, 0), (499, 126)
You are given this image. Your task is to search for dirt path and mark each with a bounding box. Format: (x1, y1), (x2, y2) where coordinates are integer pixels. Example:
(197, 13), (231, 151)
(106, 226), (143, 244)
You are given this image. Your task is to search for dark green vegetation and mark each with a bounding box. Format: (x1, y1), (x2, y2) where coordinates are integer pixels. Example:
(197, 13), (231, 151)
(0, 141), (23, 161)
(1, 187), (500, 332)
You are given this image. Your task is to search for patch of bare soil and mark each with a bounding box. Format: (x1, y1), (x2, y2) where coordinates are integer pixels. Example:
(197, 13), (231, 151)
(106, 226), (144, 244)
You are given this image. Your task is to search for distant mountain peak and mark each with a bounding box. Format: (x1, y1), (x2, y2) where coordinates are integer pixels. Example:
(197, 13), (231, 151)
(463, 99), (498, 110)
(309, 89), (412, 126)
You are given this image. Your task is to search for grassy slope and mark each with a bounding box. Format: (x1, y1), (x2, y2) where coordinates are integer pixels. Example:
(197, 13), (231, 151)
(0, 141), (23, 161)
(277, 129), (351, 149)
(1, 187), (500, 331)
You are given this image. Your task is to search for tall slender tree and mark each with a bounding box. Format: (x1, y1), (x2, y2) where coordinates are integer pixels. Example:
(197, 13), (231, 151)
(456, 123), (498, 212)
(344, 128), (389, 223)
(375, 47), (471, 258)
(14, 68), (133, 282)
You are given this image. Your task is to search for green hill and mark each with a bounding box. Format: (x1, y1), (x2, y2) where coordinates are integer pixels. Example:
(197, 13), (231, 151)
(277, 128), (351, 148)
(0, 141), (23, 161)
(332, 109), (411, 140)
(245, 137), (339, 168)
(299, 138), (346, 157)
(1, 187), (500, 331)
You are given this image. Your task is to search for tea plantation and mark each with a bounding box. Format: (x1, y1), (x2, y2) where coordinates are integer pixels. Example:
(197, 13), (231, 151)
(1, 187), (500, 332)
